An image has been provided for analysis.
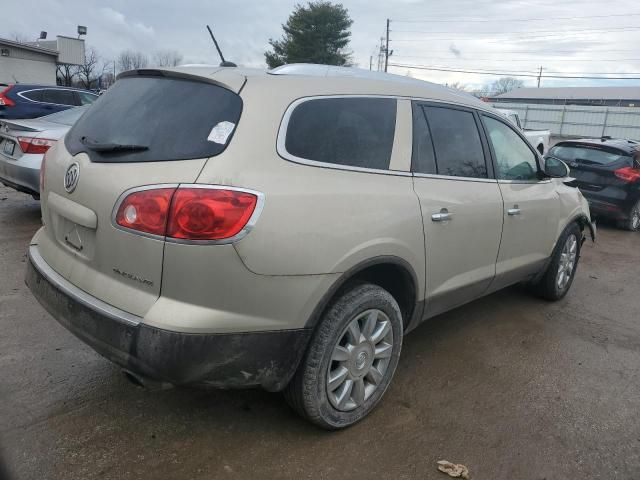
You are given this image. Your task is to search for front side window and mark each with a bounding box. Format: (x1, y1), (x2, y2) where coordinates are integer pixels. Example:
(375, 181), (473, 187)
(411, 103), (437, 174)
(483, 115), (538, 181)
(423, 106), (487, 178)
(285, 97), (397, 170)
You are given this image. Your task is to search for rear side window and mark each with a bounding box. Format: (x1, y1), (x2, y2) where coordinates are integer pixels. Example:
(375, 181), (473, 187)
(20, 90), (43, 102)
(65, 76), (243, 163)
(284, 97), (397, 170)
(423, 106), (487, 178)
(42, 89), (76, 105)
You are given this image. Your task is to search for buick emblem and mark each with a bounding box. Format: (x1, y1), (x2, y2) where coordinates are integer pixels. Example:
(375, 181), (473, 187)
(64, 162), (80, 193)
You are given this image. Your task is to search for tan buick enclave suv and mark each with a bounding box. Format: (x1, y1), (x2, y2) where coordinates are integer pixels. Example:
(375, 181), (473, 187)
(26, 64), (595, 429)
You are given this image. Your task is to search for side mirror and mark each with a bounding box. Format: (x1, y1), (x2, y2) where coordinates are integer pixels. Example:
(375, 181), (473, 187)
(543, 157), (570, 178)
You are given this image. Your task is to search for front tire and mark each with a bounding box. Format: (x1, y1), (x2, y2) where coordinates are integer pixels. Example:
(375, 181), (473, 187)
(532, 223), (582, 301)
(617, 199), (640, 231)
(285, 283), (403, 429)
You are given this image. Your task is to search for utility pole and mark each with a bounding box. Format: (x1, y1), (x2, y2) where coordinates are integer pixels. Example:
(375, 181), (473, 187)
(537, 66), (543, 88)
(384, 19), (390, 72)
(369, 55), (373, 71)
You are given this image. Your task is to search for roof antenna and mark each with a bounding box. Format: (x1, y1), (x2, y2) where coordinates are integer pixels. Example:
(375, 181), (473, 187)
(206, 25), (237, 67)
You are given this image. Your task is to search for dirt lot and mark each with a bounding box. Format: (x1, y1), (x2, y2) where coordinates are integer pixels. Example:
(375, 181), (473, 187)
(1, 184), (639, 480)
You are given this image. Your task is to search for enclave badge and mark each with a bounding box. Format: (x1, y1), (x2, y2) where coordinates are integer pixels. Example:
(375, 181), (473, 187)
(64, 162), (80, 193)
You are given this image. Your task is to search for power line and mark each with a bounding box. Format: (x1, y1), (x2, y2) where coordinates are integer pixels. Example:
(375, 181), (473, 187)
(392, 55), (640, 63)
(392, 49), (640, 54)
(391, 26), (640, 35)
(388, 63), (640, 79)
(392, 30), (640, 43)
(393, 13), (640, 23)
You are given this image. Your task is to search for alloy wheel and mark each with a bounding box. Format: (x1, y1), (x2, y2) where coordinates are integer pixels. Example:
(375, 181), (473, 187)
(556, 234), (578, 291)
(327, 309), (394, 412)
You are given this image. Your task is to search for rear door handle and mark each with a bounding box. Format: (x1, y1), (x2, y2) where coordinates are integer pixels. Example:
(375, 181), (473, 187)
(507, 207), (521, 216)
(431, 208), (451, 222)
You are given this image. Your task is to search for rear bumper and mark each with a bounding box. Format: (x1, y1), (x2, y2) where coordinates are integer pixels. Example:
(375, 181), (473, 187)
(582, 191), (636, 220)
(25, 245), (311, 391)
(0, 152), (41, 197)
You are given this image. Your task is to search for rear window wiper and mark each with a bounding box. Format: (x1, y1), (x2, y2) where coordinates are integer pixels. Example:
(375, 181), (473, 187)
(80, 136), (149, 153)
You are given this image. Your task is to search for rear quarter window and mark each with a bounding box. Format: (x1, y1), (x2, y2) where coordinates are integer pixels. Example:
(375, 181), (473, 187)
(20, 90), (44, 102)
(283, 97), (397, 170)
(65, 75), (243, 163)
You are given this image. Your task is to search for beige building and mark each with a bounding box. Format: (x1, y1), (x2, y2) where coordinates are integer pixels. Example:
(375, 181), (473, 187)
(0, 36), (85, 85)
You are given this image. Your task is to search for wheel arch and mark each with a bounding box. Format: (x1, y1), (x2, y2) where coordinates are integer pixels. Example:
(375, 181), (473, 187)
(304, 256), (422, 332)
(571, 213), (596, 242)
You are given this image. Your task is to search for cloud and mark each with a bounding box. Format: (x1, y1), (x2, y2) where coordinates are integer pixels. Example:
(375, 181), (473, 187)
(99, 7), (155, 37)
(1, 0), (639, 88)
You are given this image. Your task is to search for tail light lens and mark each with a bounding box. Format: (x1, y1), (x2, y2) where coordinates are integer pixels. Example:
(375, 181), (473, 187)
(115, 187), (260, 241)
(0, 85), (15, 106)
(614, 166), (640, 183)
(167, 188), (258, 240)
(18, 137), (56, 154)
(115, 188), (176, 236)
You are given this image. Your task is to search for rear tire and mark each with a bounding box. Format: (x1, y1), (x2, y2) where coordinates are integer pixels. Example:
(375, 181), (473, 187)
(284, 283), (403, 430)
(617, 199), (640, 231)
(531, 223), (582, 301)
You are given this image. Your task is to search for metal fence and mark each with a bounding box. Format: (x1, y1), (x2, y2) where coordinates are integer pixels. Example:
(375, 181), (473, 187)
(493, 102), (640, 140)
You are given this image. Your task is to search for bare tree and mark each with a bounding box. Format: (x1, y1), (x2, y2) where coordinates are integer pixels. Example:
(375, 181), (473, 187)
(152, 50), (183, 67)
(490, 77), (524, 95)
(117, 50), (149, 72)
(56, 64), (78, 86)
(78, 47), (102, 89)
(446, 81), (469, 92)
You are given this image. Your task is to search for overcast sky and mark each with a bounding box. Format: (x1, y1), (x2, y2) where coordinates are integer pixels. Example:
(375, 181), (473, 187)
(4, 0), (640, 90)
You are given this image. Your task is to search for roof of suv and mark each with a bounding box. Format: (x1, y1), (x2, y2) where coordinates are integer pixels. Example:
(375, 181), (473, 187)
(124, 63), (492, 113)
(554, 137), (640, 155)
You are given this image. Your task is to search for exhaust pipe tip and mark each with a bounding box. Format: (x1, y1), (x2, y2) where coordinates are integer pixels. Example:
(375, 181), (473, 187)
(122, 369), (173, 391)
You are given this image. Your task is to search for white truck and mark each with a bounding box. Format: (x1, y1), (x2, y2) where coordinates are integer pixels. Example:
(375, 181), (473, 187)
(496, 108), (550, 155)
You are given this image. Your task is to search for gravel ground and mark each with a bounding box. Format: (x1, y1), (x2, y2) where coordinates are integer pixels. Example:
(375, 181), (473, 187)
(1, 185), (639, 480)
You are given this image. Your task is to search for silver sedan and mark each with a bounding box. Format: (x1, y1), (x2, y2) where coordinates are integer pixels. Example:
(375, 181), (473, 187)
(0, 106), (88, 199)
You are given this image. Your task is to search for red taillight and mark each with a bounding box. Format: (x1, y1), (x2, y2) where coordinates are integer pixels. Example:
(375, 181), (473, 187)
(167, 188), (258, 240)
(18, 137), (56, 154)
(115, 187), (260, 241)
(614, 166), (640, 183)
(0, 85), (15, 107)
(115, 188), (176, 236)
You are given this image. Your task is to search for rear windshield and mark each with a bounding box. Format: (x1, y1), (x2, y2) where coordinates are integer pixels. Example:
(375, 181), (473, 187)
(65, 75), (242, 163)
(549, 144), (631, 166)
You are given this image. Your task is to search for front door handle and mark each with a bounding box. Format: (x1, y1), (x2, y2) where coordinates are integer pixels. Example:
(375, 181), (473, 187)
(431, 208), (451, 222)
(507, 206), (521, 216)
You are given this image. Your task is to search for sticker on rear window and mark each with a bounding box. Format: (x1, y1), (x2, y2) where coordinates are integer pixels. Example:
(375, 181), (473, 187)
(207, 121), (236, 145)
